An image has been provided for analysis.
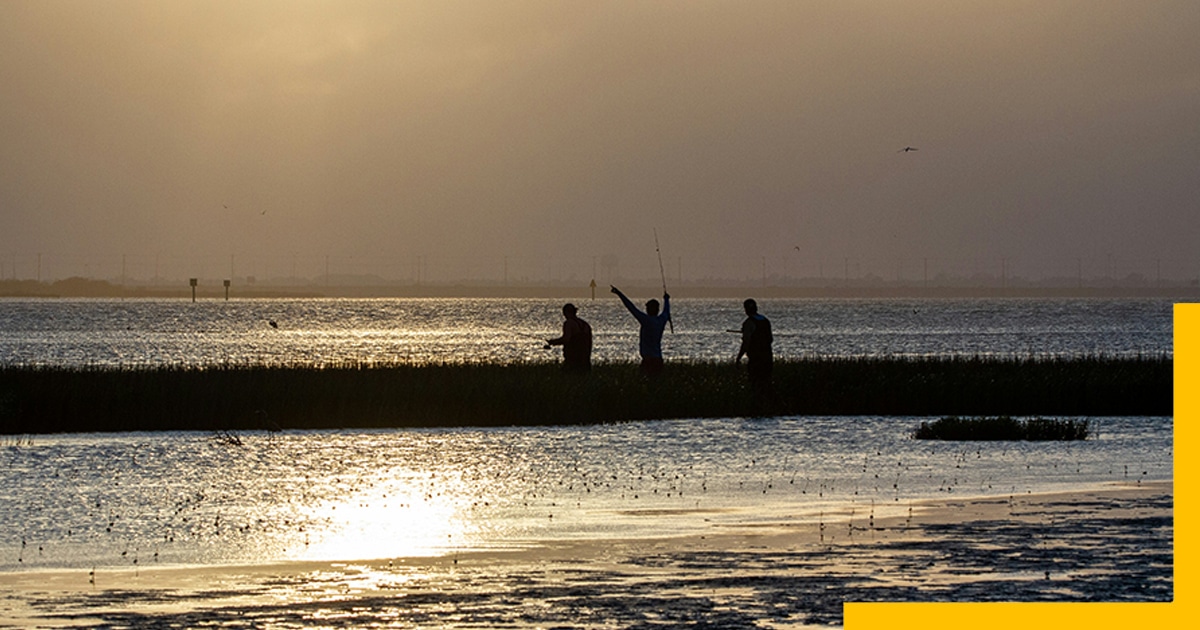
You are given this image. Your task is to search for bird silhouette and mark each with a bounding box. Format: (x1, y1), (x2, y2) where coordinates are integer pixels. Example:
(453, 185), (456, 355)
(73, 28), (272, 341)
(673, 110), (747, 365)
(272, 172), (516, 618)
(898, 146), (919, 152)
(268, 320), (278, 329)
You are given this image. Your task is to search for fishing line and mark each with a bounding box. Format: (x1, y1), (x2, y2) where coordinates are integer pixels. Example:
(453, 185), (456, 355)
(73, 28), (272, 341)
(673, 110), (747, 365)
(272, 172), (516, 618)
(482, 324), (553, 348)
(654, 228), (674, 333)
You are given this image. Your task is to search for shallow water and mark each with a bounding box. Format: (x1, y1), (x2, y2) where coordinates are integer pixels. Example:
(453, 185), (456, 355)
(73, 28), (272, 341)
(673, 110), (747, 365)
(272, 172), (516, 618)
(0, 417), (1171, 572)
(0, 296), (1175, 366)
(0, 297), (1175, 575)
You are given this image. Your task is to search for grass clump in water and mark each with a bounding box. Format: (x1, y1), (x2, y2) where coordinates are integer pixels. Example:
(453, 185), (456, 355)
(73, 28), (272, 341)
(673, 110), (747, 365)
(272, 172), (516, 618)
(913, 416), (1091, 441)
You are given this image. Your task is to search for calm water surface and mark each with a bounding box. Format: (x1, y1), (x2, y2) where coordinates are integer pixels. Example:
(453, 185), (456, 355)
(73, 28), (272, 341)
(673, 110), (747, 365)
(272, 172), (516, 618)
(0, 417), (1171, 572)
(0, 297), (1175, 572)
(0, 296), (1177, 366)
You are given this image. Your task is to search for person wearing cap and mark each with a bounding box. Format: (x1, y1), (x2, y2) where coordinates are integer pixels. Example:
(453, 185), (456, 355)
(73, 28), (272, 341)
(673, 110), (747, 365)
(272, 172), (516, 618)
(547, 303), (593, 373)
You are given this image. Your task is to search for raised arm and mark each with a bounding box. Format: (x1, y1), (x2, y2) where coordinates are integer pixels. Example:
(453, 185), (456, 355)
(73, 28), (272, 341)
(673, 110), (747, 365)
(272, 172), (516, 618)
(611, 285), (643, 318)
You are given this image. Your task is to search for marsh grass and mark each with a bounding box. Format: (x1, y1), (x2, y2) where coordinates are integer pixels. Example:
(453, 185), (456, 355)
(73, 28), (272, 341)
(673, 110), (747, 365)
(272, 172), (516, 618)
(913, 416), (1091, 441)
(0, 355), (1170, 434)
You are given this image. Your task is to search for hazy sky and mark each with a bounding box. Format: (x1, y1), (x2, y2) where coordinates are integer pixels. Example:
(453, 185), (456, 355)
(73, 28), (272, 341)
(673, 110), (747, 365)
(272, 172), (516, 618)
(2, 1), (1198, 283)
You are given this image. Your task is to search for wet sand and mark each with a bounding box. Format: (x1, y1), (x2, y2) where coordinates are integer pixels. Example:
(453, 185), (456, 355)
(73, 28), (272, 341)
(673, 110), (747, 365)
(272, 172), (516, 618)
(0, 481), (1172, 629)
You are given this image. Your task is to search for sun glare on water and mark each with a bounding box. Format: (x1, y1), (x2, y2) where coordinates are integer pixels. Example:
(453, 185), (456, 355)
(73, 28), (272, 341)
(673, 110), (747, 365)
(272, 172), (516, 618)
(290, 468), (474, 562)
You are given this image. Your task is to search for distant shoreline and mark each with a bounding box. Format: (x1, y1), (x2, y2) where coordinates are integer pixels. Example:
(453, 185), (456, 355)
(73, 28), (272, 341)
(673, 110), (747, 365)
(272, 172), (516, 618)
(2, 278), (1198, 300)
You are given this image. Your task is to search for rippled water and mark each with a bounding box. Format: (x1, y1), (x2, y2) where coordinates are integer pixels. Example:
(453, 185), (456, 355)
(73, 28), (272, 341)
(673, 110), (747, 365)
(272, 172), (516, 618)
(0, 297), (1175, 574)
(0, 417), (1171, 571)
(0, 296), (1176, 366)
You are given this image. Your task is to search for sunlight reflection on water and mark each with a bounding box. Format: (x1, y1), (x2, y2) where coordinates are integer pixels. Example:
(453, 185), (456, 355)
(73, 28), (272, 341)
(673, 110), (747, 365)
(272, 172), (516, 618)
(0, 297), (1175, 366)
(0, 417), (1171, 571)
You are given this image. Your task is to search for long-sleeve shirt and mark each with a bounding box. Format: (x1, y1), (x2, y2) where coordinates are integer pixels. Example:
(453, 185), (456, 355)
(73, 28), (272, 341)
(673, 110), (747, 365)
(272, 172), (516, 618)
(615, 291), (670, 359)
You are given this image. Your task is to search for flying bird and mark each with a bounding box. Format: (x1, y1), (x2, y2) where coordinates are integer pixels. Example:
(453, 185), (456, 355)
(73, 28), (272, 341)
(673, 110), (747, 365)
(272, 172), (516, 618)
(898, 146), (919, 153)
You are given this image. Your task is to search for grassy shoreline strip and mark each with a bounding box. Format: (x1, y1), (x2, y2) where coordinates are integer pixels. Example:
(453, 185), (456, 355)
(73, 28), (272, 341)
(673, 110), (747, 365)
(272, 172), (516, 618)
(0, 356), (1172, 434)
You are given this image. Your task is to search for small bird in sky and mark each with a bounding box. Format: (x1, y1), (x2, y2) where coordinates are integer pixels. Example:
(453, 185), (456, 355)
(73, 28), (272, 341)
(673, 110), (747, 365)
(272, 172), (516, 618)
(898, 146), (919, 153)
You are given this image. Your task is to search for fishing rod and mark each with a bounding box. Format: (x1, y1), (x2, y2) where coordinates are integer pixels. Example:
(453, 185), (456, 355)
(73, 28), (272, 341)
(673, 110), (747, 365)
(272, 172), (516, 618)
(654, 228), (674, 333)
(484, 324), (553, 348)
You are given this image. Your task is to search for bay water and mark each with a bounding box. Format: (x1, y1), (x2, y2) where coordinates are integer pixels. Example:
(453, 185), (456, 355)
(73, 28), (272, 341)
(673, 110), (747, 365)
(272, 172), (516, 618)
(0, 297), (1176, 571)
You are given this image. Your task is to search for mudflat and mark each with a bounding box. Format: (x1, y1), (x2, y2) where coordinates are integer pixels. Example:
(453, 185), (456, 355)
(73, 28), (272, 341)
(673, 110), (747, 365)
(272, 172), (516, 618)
(0, 481), (1172, 628)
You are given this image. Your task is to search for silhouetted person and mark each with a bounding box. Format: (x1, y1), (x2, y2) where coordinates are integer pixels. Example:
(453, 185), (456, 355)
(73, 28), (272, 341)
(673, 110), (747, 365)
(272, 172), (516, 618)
(547, 303), (592, 373)
(736, 298), (773, 388)
(611, 285), (670, 377)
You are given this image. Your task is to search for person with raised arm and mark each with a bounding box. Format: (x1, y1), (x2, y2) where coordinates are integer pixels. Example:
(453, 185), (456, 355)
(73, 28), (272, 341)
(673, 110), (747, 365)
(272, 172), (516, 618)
(611, 285), (670, 377)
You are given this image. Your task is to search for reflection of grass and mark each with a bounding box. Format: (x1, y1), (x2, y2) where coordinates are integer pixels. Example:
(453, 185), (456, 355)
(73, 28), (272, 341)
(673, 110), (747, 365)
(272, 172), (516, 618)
(913, 416), (1091, 441)
(0, 355), (1170, 434)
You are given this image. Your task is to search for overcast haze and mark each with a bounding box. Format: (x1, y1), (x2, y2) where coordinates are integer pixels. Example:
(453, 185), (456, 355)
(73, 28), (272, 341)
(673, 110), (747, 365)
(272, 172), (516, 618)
(2, 1), (1198, 285)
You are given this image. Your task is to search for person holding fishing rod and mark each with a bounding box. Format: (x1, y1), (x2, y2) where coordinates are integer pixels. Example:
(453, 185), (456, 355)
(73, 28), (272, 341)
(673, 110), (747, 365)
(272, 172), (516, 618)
(736, 298), (773, 390)
(546, 303), (593, 374)
(611, 285), (670, 377)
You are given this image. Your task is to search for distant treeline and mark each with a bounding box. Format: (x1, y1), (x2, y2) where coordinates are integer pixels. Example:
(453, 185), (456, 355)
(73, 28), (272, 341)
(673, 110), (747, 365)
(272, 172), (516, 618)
(0, 356), (1171, 435)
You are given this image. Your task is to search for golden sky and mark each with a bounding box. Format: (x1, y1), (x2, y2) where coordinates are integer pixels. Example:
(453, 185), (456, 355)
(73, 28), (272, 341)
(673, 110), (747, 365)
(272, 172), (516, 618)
(1, 1), (1197, 283)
